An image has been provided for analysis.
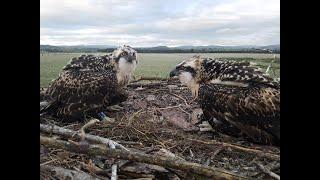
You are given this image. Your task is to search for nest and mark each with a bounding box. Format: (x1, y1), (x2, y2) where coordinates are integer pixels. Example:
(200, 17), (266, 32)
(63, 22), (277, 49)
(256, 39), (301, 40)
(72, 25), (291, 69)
(40, 78), (280, 180)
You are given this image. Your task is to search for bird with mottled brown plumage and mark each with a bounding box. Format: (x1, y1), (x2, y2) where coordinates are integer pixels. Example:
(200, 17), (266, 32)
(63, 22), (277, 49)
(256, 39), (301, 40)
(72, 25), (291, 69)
(170, 55), (280, 146)
(40, 45), (138, 122)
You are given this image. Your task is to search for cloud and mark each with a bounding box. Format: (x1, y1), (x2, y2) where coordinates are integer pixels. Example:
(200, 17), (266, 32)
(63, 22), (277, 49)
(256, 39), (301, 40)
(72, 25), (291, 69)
(40, 0), (280, 46)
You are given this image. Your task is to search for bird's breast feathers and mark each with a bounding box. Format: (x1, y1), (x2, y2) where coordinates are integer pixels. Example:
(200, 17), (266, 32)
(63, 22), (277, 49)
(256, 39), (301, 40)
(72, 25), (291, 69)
(116, 57), (137, 86)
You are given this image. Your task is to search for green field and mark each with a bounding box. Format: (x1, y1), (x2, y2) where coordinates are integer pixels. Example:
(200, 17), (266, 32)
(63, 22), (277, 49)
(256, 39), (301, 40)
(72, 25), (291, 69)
(40, 53), (280, 87)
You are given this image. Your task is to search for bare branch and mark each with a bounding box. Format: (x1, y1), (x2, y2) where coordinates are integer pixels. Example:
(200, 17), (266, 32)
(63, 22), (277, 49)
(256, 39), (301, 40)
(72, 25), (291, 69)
(254, 162), (280, 180)
(40, 123), (129, 151)
(187, 138), (280, 161)
(41, 165), (100, 180)
(40, 135), (249, 179)
(130, 76), (173, 83)
(80, 119), (100, 141)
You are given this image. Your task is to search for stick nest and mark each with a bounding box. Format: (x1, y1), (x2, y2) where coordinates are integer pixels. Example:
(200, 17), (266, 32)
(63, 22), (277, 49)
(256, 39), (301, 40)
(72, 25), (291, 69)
(40, 78), (280, 179)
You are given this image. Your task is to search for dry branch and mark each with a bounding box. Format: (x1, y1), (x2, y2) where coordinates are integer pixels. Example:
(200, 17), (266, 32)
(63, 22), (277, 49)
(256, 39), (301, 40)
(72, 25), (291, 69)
(169, 93), (189, 106)
(41, 165), (100, 180)
(188, 138), (280, 161)
(130, 76), (173, 83)
(127, 82), (166, 88)
(80, 119), (100, 141)
(254, 162), (280, 180)
(41, 135), (249, 179)
(40, 123), (129, 151)
(109, 141), (118, 180)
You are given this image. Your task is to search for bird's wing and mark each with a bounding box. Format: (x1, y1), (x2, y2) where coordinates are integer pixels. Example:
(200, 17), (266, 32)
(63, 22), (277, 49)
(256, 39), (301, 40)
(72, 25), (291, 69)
(211, 59), (279, 88)
(237, 62), (279, 87)
(44, 68), (126, 116)
(199, 84), (280, 145)
(63, 54), (113, 71)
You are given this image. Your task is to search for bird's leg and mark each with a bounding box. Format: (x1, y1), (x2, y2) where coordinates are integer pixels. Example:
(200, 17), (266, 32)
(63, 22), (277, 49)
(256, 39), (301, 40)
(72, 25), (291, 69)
(106, 105), (124, 112)
(97, 112), (115, 122)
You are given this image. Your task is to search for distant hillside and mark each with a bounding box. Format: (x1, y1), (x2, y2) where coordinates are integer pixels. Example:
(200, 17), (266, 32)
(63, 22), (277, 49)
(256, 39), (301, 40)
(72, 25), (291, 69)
(40, 45), (116, 53)
(40, 44), (280, 53)
(173, 45), (279, 51)
(173, 45), (257, 50)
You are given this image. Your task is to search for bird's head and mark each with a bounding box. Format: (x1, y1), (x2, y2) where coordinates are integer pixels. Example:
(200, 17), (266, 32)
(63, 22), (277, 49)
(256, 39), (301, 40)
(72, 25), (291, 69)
(170, 55), (279, 97)
(169, 55), (205, 97)
(112, 45), (138, 86)
(113, 45), (138, 64)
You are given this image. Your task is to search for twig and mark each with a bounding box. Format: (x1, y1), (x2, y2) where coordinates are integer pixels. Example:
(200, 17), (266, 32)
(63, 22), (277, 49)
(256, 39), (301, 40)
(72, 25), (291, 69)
(117, 141), (143, 146)
(130, 76), (172, 83)
(254, 162), (280, 180)
(265, 59), (275, 74)
(187, 138), (280, 161)
(40, 123), (129, 151)
(178, 106), (191, 115)
(40, 159), (57, 166)
(267, 162), (280, 171)
(109, 142), (118, 180)
(80, 119), (100, 141)
(79, 161), (110, 177)
(127, 82), (165, 88)
(157, 105), (182, 110)
(40, 136), (249, 179)
(266, 54), (280, 79)
(169, 93), (189, 106)
(211, 145), (225, 159)
(127, 109), (144, 125)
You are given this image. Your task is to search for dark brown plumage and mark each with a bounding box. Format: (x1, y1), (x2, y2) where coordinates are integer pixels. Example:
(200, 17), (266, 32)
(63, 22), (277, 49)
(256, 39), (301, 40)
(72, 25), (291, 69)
(40, 45), (138, 122)
(170, 55), (280, 146)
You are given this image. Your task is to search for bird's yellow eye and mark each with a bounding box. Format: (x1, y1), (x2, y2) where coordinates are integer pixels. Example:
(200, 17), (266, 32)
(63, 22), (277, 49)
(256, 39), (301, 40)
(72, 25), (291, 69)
(121, 52), (127, 56)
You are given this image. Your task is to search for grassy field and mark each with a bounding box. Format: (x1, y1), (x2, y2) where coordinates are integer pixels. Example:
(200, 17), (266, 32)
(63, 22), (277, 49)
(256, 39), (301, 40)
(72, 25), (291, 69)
(40, 53), (280, 87)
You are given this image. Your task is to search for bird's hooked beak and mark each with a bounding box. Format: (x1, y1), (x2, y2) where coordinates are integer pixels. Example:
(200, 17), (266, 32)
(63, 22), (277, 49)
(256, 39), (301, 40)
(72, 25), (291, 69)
(169, 68), (179, 77)
(127, 52), (137, 63)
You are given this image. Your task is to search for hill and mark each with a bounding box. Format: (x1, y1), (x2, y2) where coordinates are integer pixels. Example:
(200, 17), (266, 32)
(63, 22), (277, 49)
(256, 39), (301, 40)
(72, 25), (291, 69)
(40, 44), (280, 53)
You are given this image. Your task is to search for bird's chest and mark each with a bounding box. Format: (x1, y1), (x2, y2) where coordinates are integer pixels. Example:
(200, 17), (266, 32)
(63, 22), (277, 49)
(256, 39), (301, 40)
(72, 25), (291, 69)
(117, 61), (137, 86)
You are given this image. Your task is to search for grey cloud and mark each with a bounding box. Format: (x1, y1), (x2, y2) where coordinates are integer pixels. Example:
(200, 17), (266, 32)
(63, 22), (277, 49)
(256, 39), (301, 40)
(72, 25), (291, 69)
(40, 0), (280, 46)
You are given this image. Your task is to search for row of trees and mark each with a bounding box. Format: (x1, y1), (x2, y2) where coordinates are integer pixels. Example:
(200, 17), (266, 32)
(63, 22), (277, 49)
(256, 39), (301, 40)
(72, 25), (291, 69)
(97, 48), (279, 54)
(40, 46), (279, 54)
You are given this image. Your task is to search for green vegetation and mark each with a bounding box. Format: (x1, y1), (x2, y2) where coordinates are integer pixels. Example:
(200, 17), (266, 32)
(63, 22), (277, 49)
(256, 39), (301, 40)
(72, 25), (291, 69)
(40, 53), (280, 87)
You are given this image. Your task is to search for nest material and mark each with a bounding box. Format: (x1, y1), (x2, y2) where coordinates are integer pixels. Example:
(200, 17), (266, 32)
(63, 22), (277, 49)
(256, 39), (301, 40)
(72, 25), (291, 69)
(40, 79), (280, 179)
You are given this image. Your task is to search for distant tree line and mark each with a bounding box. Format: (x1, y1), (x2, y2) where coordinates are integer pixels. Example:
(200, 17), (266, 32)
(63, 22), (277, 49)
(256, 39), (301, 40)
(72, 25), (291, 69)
(40, 46), (279, 54)
(97, 48), (279, 54)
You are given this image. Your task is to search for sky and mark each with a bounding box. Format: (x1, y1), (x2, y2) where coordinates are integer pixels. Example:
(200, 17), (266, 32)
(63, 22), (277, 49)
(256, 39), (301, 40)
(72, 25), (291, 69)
(40, 0), (280, 47)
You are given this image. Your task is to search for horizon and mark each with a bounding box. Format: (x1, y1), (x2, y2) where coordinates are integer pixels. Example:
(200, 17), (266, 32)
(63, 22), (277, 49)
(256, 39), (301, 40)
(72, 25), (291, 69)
(41, 0), (280, 47)
(40, 43), (280, 48)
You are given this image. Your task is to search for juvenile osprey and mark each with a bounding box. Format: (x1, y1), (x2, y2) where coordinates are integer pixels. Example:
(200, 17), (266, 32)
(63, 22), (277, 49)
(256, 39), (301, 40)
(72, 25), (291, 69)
(40, 45), (138, 122)
(170, 55), (280, 146)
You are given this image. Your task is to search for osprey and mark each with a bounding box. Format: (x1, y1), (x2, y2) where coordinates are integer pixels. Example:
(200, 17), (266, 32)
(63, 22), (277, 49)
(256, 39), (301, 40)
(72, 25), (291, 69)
(170, 55), (280, 146)
(40, 45), (138, 122)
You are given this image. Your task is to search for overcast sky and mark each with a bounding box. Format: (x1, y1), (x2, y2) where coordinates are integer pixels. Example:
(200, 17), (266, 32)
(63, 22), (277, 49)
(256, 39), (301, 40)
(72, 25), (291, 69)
(40, 0), (280, 47)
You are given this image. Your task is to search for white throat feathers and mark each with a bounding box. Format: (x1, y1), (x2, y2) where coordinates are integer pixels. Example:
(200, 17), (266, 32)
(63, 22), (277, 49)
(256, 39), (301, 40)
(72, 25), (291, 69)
(179, 72), (200, 98)
(117, 57), (137, 86)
